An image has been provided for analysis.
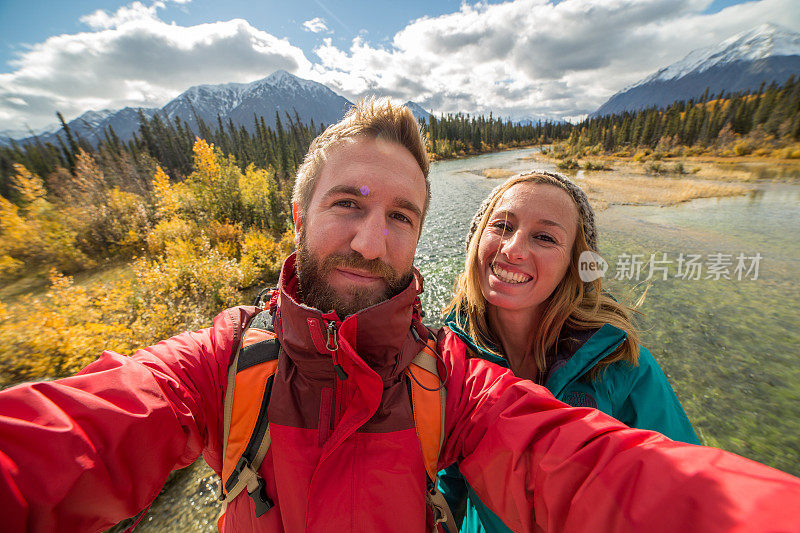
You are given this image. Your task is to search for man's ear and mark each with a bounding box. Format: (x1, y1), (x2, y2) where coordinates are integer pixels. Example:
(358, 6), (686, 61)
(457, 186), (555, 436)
(292, 202), (302, 245)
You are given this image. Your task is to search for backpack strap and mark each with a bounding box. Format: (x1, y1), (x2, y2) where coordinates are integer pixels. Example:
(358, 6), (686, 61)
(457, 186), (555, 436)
(219, 306), (280, 519)
(406, 330), (458, 533)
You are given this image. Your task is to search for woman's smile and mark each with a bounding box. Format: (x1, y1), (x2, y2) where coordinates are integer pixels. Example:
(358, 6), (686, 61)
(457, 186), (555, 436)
(490, 262), (533, 284)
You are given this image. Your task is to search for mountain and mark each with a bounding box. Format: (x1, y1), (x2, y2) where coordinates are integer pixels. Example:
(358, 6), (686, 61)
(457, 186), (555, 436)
(593, 23), (800, 117)
(162, 70), (351, 133)
(0, 121), (60, 142)
(403, 101), (432, 122)
(514, 115), (567, 125)
(10, 71), (352, 147)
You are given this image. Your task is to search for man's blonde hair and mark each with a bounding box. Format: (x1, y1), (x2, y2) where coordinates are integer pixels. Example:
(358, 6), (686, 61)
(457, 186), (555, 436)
(292, 97), (430, 226)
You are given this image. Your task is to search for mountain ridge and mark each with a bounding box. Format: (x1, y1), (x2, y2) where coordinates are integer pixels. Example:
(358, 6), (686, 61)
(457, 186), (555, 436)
(5, 71), (353, 148)
(593, 23), (800, 117)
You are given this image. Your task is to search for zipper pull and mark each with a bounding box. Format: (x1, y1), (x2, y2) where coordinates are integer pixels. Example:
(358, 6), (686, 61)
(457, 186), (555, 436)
(326, 321), (348, 380)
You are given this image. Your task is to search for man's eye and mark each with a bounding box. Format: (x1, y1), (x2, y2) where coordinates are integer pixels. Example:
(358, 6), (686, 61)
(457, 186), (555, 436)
(334, 199), (357, 208)
(391, 212), (412, 224)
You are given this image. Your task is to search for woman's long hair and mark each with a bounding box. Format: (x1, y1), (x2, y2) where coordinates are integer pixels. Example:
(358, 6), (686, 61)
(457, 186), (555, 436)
(444, 174), (640, 380)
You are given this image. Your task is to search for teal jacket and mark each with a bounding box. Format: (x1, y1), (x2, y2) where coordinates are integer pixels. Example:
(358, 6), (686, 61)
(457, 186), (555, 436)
(438, 310), (700, 533)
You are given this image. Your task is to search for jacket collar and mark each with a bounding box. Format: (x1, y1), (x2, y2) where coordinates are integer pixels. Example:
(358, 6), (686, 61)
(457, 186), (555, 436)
(274, 252), (427, 381)
(444, 307), (627, 393)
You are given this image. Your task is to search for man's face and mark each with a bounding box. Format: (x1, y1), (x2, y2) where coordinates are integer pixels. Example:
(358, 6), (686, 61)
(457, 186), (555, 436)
(295, 137), (426, 318)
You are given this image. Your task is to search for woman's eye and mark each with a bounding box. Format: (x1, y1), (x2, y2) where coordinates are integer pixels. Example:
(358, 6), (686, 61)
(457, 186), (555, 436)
(535, 234), (556, 244)
(491, 221), (511, 232)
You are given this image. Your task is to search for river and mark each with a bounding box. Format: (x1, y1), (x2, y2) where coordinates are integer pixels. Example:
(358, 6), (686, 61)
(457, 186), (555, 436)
(122, 147), (800, 531)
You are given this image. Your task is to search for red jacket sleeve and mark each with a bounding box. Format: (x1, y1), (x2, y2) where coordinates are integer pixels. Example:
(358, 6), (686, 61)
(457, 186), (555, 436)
(438, 328), (800, 533)
(0, 307), (253, 533)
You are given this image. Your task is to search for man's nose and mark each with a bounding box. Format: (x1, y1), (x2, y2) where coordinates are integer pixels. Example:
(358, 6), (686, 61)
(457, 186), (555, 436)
(350, 210), (388, 261)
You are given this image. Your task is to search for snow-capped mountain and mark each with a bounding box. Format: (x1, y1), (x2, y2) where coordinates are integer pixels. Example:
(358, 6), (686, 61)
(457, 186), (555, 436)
(0, 121), (60, 142)
(162, 70), (351, 133)
(593, 23), (800, 117)
(513, 115), (567, 126)
(403, 101), (432, 122)
(10, 71), (352, 147)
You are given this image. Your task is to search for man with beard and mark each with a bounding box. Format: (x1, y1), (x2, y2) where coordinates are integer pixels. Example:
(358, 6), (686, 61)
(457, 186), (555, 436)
(1, 99), (800, 533)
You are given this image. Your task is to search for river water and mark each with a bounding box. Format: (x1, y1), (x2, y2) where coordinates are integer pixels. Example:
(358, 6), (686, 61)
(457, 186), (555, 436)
(125, 147), (800, 530)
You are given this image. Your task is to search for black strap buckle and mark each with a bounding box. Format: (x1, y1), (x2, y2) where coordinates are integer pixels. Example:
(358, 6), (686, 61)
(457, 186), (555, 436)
(248, 476), (274, 517)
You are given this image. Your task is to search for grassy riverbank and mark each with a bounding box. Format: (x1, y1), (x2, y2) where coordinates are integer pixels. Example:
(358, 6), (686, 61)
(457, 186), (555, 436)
(514, 148), (800, 208)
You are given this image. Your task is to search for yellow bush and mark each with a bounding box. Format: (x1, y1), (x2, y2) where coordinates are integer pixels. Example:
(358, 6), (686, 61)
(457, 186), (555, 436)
(0, 270), (135, 387)
(103, 187), (150, 255)
(10, 163), (47, 209)
(0, 169), (92, 277)
(0, 254), (23, 280)
(152, 166), (182, 218)
(733, 141), (754, 156)
(130, 236), (249, 339)
(240, 228), (294, 286)
(146, 217), (198, 256)
(208, 221), (244, 259)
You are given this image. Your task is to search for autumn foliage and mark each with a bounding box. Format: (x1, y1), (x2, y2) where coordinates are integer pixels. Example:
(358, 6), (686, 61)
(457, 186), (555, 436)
(0, 139), (294, 388)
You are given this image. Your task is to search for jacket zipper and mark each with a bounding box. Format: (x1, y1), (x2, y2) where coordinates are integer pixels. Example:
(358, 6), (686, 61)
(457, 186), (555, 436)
(326, 321), (348, 380)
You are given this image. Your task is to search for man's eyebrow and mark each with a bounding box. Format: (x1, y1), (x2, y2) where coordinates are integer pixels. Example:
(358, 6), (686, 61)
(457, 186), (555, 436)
(321, 184), (363, 201)
(393, 197), (422, 221)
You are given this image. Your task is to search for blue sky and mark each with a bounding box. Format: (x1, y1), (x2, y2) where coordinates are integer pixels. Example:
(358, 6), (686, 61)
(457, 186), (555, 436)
(0, 0), (472, 72)
(1, 0), (798, 131)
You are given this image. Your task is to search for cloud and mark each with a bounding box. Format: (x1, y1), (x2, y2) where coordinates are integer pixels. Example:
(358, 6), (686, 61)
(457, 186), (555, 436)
(310, 0), (800, 120)
(303, 17), (329, 33)
(0, 0), (311, 130)
(3, 0), (800, 131)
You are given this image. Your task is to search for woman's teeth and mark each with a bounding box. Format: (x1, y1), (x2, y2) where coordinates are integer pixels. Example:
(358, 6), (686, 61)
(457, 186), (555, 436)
(491, 263), (532, 284)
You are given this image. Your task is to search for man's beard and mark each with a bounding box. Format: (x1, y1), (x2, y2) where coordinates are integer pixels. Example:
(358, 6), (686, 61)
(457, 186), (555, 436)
(296, 231), (414, 318)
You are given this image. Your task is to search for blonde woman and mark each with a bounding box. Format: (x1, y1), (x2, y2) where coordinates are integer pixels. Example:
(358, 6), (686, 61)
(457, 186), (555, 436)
(438, 171), (699, 532)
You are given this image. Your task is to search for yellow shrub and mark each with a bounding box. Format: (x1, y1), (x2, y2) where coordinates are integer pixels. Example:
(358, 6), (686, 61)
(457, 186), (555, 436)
(152, 166), (182, 218)
(10, 163), (47, 209)
(0, 270), (135, 387)
(146, 217), (198, 256)
(733, 141), (754, 156)
(0, 179), (92, 277)
(130, 236), (249, 338)
(103, 187), (150, 255)
(0, 255), (23, 280)
(208, 221), (244, 259)
(240, 228), (294, 286)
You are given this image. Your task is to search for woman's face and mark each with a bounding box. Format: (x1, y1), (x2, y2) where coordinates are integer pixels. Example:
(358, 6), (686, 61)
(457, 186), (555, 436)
(477, 182), (578, 315)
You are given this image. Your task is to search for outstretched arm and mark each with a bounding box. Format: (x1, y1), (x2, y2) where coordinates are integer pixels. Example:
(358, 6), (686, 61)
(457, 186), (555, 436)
(438, 329), (800, 533)
(0, 307), (254, 533)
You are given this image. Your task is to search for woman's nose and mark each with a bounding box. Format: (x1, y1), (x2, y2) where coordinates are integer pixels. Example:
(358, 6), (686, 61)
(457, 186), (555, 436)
(500, 230), (526, 261)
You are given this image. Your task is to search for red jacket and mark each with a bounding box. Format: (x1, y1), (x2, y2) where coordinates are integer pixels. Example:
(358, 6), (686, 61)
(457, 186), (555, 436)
(1, 254), (799, 532)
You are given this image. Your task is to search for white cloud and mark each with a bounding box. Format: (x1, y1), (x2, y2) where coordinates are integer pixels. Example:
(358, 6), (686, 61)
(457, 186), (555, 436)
(303, 17), (329, 33)
(3, 0), (800, 130)
(310, 0), (800, 119)
(79, 1), (160, 30)
(1, 1), (311, 130)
